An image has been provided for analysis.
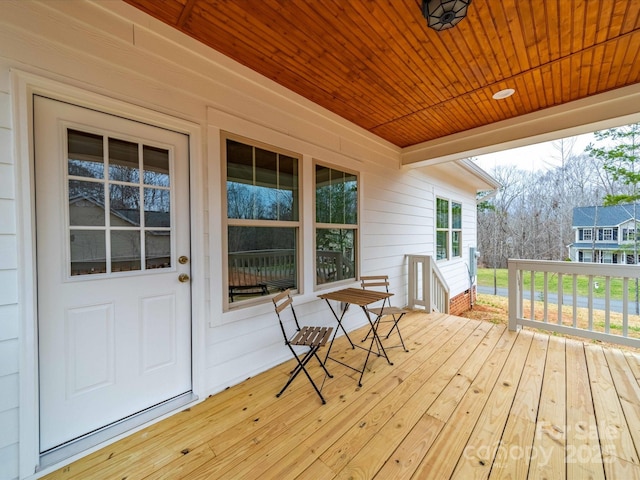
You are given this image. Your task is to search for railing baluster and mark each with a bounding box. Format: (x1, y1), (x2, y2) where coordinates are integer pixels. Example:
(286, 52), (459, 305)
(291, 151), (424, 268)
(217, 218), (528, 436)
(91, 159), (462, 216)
(530, 270), (535, 321)
(507, 259), (640, 349)
(588, 275), (594, 332)
(605, 276), (611, 334)
(572, 275), (578, 328)
(623, 277), (629, 337)
(543, 271), (548, 323)
(557, 273), (563, 325)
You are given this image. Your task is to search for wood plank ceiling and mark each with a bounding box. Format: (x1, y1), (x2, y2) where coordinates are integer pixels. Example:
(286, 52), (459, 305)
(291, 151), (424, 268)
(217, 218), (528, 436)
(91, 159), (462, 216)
(124, 0), (640, 149)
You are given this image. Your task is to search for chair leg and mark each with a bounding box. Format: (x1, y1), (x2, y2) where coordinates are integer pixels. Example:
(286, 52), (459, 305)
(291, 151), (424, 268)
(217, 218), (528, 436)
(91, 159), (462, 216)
(385, 314), (409, 352)
(360, 318), (380, 343)
(314, 352), (333, 378)
(276, 346), (328, 404)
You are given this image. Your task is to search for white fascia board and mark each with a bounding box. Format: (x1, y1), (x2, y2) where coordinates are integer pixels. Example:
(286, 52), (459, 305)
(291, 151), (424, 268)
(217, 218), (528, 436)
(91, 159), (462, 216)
(456, 159), (501, 191)
(401, 83), (640, 168)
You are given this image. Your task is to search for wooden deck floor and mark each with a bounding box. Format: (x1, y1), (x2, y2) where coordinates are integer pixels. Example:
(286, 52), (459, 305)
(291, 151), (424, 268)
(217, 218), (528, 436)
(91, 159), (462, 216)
(43, 312), (640, 479)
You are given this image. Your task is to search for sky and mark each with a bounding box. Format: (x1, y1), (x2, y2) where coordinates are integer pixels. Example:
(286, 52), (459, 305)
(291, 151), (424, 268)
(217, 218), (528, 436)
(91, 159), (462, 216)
(473, 132), (595, 172)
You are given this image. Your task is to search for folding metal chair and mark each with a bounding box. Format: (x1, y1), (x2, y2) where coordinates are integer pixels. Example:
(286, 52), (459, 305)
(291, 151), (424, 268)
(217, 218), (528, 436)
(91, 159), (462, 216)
(360, 275), (409, 352)
(272, 289), (334, 404)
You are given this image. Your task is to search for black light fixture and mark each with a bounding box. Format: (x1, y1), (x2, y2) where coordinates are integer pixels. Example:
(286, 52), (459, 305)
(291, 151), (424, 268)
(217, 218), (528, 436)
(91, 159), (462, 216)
(422, 0), (472, 31)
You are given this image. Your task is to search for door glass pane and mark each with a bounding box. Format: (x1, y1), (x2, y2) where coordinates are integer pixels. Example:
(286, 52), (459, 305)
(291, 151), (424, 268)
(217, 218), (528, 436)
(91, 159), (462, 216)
(70, 230), (106, 275)
(144, 188), (171, 227)
(109, 138), (139, 183)
(110, 185), (141, 226)
(68, 129), (104, 179)
(143, 145), (170, 187)
(69, 180), (105, 226)
(146, 231), (171, 269)
(67, 129), (175, 277)
(111, 230), (141, 272)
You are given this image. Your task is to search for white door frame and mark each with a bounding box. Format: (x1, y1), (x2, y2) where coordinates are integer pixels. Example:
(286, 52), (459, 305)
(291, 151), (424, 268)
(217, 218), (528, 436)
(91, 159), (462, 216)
(12, 70), (206, 478)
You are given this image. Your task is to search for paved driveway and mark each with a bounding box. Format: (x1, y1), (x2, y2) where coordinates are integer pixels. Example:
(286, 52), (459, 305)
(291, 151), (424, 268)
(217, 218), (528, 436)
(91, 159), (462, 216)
(477, 285), (640, 315)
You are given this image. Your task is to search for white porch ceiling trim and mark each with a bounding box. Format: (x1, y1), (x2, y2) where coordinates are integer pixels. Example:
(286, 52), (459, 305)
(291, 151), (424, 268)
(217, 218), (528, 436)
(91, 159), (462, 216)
(401, 83), (640, 168)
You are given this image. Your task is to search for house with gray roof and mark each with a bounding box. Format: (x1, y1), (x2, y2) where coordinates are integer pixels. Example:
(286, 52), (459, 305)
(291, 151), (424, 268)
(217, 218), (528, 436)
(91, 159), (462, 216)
(569, 204), (640, 263)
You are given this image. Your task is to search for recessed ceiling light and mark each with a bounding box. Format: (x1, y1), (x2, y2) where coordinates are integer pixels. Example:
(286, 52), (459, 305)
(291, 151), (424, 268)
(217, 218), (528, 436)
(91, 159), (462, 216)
(492, 88), (515, 100)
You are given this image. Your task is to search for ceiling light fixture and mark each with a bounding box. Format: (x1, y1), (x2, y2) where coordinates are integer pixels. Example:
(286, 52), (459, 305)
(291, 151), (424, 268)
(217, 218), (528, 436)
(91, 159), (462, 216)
(422, 0), (472, 31)
(492, 88), (516, 100)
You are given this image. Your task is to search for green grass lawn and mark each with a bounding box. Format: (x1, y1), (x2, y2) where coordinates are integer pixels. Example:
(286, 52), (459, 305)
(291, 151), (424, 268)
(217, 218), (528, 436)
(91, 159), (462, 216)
(477, 267), (640, 301)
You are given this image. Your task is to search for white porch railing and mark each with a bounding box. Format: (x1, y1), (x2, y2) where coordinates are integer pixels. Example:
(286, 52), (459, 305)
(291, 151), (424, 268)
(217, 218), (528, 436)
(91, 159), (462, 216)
(508, 259), (640, 349)
(407, 255), (450, 313)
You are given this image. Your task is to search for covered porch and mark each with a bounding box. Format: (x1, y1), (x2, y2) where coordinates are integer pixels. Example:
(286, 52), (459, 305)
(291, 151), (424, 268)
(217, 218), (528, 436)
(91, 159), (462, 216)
(43, 312), (640, 479)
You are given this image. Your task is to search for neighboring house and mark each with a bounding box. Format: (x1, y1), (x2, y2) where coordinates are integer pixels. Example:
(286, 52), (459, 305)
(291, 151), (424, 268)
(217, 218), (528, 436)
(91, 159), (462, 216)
(569, 204), (640, 264)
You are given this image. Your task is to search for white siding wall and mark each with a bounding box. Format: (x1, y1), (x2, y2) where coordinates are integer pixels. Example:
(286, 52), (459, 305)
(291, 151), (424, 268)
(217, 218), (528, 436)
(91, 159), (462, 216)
(0, 67), (19, 480)
(0, 2), (488, 478)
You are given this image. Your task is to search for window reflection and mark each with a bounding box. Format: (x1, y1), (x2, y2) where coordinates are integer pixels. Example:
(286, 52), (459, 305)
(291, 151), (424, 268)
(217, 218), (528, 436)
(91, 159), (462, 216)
(67, 129), (174, 276)
(316, 228), (355, 285)
(143, 145), (170, 187)
(146, 231), (171, 269)
(144, 188), (170, 227)
(315, 166), (357, 225)
(69, 180), (105, 226)
(227, 226), (297, 301)
(315, 165), (358, 285)
(109, 138), (140, 183)
(226, 139), (298, 221)
(110, 185), (141, 226)
(70, 230), (106, 275)
(111, 230), (141, 272)
(68, 130), (104, 179)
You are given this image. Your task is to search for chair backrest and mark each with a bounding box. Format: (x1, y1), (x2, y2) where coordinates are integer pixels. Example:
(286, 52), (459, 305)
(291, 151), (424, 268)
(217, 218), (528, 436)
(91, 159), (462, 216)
(272, 289), (301, 340)
(361, 275), (392, 308)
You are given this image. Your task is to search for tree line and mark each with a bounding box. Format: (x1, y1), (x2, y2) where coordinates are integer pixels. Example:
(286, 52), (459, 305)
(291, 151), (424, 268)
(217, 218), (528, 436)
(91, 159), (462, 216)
(476, 123), (640, 269)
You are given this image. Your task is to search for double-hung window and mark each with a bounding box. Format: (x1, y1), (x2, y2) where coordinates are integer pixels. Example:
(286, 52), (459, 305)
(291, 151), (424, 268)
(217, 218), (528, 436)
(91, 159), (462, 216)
(315, 164), (358, 285)
(600, 228), (614, 241)
(225, 137), (300, 304)
(436, 197), (462, 260)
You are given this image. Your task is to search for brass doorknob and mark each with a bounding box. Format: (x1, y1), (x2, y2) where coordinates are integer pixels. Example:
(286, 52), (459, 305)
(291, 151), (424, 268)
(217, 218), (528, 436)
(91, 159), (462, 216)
(179, 256), (189, 264)
(178, 273), (190, 283)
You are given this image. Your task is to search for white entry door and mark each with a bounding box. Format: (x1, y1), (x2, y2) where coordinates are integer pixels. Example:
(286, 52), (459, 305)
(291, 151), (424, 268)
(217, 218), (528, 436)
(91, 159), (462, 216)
(35, 96), (192, 453)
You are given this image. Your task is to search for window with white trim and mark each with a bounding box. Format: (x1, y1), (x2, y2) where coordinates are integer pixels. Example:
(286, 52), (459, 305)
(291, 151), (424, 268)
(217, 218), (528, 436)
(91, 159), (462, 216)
(224, 136), (300, 305)
(315, 163), (358, 285)
(581, 228), (592, 241)
(436, 197), (462, 260)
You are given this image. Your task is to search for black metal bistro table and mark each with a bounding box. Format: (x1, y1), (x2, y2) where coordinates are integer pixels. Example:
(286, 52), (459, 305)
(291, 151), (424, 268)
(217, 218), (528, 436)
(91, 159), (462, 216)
(318, 288), (394, 387)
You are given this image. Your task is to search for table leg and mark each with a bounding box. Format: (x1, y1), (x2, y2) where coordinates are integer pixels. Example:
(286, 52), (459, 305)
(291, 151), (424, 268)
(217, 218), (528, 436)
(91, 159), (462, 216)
(357, 306), (393, 387)
(323, 299), (356, 370)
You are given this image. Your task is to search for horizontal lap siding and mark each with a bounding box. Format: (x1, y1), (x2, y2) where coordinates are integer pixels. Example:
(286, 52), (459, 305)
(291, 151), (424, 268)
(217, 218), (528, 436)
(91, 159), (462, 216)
(0, 81), (19, 480)
(0, 3), (488, 476)
(429, 164), (480, 299)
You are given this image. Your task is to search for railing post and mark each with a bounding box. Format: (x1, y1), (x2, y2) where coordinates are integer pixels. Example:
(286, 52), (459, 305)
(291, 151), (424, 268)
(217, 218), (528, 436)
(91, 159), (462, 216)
(424, 256), (433, 311)
(407, 256), (416, 308)
(508, 259), (519, 331)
